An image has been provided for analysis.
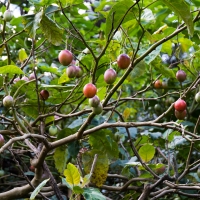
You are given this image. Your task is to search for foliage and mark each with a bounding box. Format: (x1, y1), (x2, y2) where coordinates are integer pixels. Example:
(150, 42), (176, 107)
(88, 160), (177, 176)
(0, 0), (200, 199)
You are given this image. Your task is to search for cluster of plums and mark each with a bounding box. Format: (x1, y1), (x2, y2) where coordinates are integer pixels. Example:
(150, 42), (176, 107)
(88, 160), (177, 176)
(58, 49), (131, 115)
(14, 72), (36, 83)
(174, 99), (187, 120)
(154, 70), (187, 89)
(58, 50), (83, 78)
(84, 53), (130, 114)
(104, 53), (130, 84)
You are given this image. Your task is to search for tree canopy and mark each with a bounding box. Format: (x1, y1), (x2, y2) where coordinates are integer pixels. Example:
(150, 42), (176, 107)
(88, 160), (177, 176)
(0, 0), (200, 199)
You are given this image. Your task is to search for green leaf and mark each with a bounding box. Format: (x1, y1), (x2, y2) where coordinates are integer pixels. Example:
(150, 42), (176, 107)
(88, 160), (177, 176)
(68, 141), (80, 159)
(73, 186), (84, 194)
(58, 72), (70, 84)
(38, 65), (60, 75)
(81, 174), (91, 187)
(139, 144), (155, 162)
(40, 14), (64, 46)
(144, 45), (162, 64)
(89, 130), (119, 159)
(22, 11), (43, 38)
(41, 84), (75, 89)
(18, 48), (28, 62)
(60, 0), (82, 7)
(30, 179), (49, 200)
(83, 188), (106, 200)
(154, 63), (175, 78)
(106, 0), (138, 40)
(53, 146), (68, 174)
(64, 163), (81, 186)
(130, 61), (146, 78)
(40, 0), (56, 6)
(160, 0), (194, 36)
(0, 65), (24, 75)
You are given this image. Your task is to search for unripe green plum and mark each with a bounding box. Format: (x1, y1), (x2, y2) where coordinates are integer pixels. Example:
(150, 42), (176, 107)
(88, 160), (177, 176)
(195, 92), (200, 103)
(49, 125), (58, 136)
(3, 10), (13, 22)
(0, 170), (5, 176)
(3, 95), (14, 108)
(92, 103), (103, 114)
(154, 104), (161, 112)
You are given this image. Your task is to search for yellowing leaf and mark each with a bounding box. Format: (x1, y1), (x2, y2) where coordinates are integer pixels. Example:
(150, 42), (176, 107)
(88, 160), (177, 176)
(58, 72), (70, 84)
(139, 144), (155, 163)
(123, 108), (130, 120)
(19, 48), (28, 62)
(64, 163), (80, 186)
